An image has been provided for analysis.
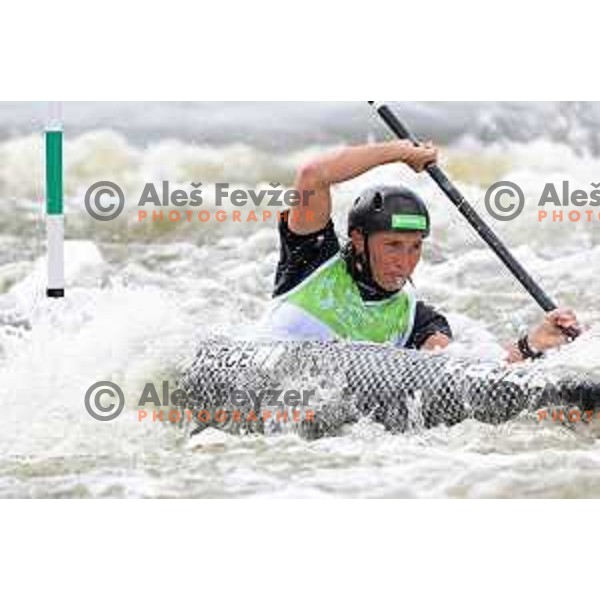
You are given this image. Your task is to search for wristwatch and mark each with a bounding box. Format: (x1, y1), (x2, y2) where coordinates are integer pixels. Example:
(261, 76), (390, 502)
(517, 334), (544, 361)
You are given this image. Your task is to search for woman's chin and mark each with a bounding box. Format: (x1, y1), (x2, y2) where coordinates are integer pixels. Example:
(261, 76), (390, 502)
(379, 278), (406, 292)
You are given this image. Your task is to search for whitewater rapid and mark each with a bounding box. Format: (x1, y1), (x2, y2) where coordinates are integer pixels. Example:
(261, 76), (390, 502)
(1, 102), (600, 497)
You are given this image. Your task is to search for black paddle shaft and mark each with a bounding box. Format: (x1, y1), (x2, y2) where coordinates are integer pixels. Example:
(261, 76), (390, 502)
(368, 101), (580, 340)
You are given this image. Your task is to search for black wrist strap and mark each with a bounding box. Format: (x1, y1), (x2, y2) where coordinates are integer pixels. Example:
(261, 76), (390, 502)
(517, 335), (544, 361)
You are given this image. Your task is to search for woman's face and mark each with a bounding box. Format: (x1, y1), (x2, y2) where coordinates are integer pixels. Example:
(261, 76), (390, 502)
(353, 230), (424, 292)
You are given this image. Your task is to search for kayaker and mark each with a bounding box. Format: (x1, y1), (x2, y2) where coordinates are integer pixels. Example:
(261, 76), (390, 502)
(268, 141), (581, 361)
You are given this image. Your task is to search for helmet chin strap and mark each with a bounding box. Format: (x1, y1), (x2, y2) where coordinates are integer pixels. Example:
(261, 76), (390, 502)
(344, 234), (398, 300)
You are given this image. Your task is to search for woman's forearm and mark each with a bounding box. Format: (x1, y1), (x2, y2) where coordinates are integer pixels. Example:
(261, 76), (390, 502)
(314, 141), (427, 185)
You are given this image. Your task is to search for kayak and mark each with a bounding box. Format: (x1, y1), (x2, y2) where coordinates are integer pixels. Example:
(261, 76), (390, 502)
(178, 338), (600, 439)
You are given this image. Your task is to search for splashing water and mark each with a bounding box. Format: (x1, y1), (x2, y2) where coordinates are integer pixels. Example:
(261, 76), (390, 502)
(2, 102), (600, 498)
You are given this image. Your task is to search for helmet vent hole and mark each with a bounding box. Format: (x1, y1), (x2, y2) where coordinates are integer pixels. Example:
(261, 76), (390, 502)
(373, 192), (384, 211)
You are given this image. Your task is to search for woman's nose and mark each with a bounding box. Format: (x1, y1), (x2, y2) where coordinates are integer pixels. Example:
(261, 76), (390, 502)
(389, 255), (410, 273)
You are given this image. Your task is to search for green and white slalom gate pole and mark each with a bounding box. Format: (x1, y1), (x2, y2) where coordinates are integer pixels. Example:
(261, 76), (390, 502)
(45, 125), (64, 298)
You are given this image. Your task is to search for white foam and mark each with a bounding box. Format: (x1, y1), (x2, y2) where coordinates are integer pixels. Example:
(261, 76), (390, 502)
(2, 126), (600, 497)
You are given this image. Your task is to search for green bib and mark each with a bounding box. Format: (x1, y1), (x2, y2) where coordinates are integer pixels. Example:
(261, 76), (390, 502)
(283, 256), (414, 344)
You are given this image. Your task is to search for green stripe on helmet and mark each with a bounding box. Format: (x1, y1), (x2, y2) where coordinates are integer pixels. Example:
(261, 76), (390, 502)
(392, 214), (428, 231)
